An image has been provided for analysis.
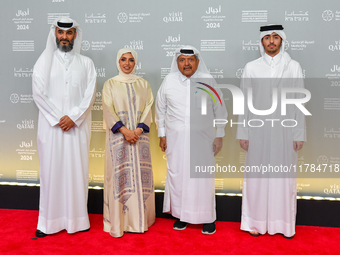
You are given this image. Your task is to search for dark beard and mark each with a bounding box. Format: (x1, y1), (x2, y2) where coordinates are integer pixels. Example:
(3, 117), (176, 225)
(56, 38), (74, 52)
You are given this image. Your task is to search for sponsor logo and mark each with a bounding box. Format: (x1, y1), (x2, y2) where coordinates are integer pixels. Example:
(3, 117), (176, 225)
(10, 93), (20, 103)
(85, 13), (106, 23)
(10, 94), (33, 104)
(13, 8), (33, 29)
(324, 127), (340, 139)
(16, 170), (38, 181)
(236, 68), (244, 79)
(96, 67), (106, 78)
(81, 40), (112, 51)
(202, 5), (225, 29)
(200, 40), (225, 52)
(118, 12), (150, 23)
(210, 69), (224, 79)
(322, 10), (334, 21)
(161, 34), (184, 57)
(242, 10), (267, 22)
(125, 40), (143, 50)
(285, 11), (309, 22)
(161, 68), (171, 79)
(163, 11), (183, 23)
(329, 40), (340, 51)
(14, 67), (33, 78)
(12, 40), (34, 52)
(89, 148), (105, 158)
(17, 120), (34, 130)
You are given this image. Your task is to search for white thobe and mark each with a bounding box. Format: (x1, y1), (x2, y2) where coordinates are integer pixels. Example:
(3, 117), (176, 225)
(156, 71), (227, 224)
(32, 49), (96, 234)
(236, 52), (306, 237)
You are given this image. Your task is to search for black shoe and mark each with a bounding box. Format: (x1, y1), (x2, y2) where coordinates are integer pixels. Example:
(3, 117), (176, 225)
(282, 234), (294, 239)
(202, 222), (216, 235)
(249, 231), (260, 237)
(35, 230), (47, 238)
(80, 228), (90, 232)
(173, 220), (187, 230)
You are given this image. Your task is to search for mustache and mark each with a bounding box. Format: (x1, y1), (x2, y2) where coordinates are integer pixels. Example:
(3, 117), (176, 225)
(60, 39), (70, 43)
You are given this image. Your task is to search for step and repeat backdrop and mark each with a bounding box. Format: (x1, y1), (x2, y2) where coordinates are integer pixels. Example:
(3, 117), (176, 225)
(0, 0), (339, 197)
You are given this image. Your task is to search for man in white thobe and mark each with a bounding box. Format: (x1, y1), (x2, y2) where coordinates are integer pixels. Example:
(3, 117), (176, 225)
(236, 25), (306, 238)
(155, 46), (228, 234)
(32, 17), (96, 237)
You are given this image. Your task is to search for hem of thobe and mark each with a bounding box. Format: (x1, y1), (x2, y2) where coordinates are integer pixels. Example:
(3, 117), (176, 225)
(163, 208), (215, 224)
(37, 215), (90, 234)
(268, 220), (295, 237)
(240, 216), (295, 237)
(240, 215), (267, 235)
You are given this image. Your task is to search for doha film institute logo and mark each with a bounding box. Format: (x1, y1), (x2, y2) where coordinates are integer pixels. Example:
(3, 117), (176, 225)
(118, 12), (128, 23)
(322, 10), (334, 21)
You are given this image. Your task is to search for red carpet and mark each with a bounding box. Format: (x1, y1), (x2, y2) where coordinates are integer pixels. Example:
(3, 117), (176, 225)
(0, 209), (339, 254)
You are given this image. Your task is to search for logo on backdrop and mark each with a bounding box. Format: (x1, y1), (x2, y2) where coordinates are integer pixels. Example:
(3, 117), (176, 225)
(12, 40), (34, 52)
(10, 93), (33, 104)
(117, 12), (150, 23)
(13, 8), (33, 30)
(85, 13), (106, 24)
(325, 65), (340, 79)
(161, 34), (183, 57)
(14, 67), (33, 78)
(329, 40), (340, 51)
(317, 155), (329, 164)
(201, 5), (225, 29)
(200, 39), (225, 52)
(16, 170), (38, 181)
(163, 11), (183, 23)
(242, 10), (268, 23)
(322, 10), (334, 21)
(118, 12), (128, 23)
(288, 40), (315, 51)
(82, 40), (90, 51)
(161, 68), (171, 79)
(96, 67), (106, 78)
(10, 94), (19, 103)
(324, 184), (340, 195)
(81, 40), (112, 51)
(89, 148), (105, 159)
(242, 40), (259, 51)
(236, 68), (244, 79)
(209, 69), (224, 79)
(125, 40), (143, 50)
(284, 11), (309, 22)
(17, 120), (34, 130)
(324, 127), (340, 139)
(135, 62), (145, 77)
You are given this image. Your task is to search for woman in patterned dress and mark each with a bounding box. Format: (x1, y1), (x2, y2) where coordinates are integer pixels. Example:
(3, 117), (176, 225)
(102, 48), (155, 238)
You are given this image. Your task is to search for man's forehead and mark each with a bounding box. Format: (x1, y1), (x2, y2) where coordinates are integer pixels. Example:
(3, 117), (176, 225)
(55, 27), (76, 33)
(178, 54), (197, 59)
(264, 32), (280, 37)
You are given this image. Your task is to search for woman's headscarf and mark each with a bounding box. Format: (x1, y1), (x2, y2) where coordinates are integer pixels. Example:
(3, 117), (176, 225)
(112, 48), (140, 82)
